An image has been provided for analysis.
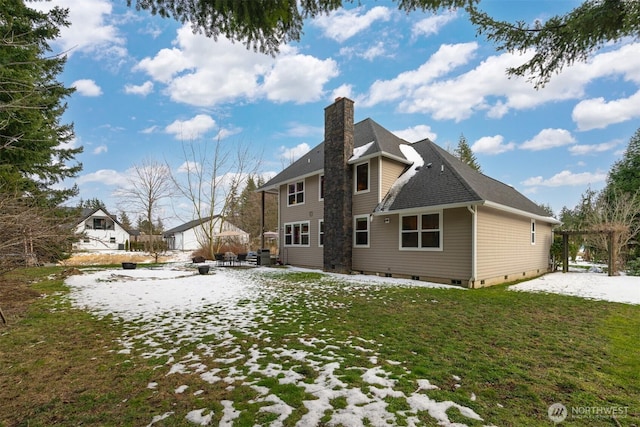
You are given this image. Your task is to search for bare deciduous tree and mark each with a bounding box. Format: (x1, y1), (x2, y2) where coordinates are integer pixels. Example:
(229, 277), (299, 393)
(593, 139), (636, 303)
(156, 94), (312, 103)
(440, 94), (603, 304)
(0, 190), (77, 275)
(172, 137), (261, 258)
(586, 189), (640, 273)
(116, 158), (176, 256)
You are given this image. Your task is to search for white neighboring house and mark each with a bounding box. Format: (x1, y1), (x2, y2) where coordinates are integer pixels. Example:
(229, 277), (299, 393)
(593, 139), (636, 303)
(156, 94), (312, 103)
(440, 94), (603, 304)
(164, 216), (249, 251)
(74, 208), (131, 251)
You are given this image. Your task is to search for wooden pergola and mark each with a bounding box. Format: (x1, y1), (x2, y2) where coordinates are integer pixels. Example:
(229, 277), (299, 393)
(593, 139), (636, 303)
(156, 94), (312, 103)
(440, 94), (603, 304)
(557, 230), (616, 276)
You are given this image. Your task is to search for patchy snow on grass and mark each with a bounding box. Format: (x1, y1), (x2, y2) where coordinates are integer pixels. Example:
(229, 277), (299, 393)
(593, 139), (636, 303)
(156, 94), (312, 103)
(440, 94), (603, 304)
(64, 264), (487, 426)
(63, 261), (638, 426)
(509, 271), (640, 305)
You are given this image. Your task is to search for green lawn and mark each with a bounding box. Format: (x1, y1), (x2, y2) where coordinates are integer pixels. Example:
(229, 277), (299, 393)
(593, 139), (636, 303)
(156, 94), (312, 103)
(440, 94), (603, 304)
(0, 267), (638, 426)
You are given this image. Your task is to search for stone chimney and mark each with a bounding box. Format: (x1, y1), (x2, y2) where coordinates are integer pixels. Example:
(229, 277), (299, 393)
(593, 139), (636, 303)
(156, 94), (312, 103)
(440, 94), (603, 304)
(323, 97), (354, 273)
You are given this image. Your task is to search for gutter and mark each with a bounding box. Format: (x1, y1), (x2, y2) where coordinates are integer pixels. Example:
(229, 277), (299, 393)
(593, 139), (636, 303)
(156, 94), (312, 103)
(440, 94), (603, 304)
(467, 205), (477, 288)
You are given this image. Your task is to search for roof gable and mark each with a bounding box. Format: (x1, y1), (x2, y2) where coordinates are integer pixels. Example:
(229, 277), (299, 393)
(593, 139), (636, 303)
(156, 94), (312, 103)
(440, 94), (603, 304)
(259, 118), (410, 191)
(78, 207), (129, 231)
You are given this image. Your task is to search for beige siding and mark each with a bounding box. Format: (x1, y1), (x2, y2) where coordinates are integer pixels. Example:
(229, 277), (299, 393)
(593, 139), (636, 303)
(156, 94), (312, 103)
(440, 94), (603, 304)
(277, 175), (324, 268)
(475, 206), (552, 286)
(352, 157), (379, 215)
(380, 158), (407, 200)
(353, 207), (472, 285)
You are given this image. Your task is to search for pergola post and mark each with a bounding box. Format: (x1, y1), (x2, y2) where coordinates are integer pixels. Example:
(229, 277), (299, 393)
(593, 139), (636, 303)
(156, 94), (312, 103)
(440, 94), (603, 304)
(562, 232), (569, 273)
(260, 191), (266, 251)
(608, 231), (615, 277)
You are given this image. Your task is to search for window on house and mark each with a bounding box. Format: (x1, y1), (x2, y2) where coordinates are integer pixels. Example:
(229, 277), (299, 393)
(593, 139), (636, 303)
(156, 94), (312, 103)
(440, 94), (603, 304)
(401, 212), (441, 250)
(354, 215), (369, 247)
(531, 220), (536, 245)
(83, 238), (90, 243)
(284, 221), (310, 246)
(319, 175), (324, 200)
(288, 181), (305, 206)
(93, 218), (106, 230)
(355, 162), (369, 193)
(319, 219), (324, 247)
(110, 237), (116, 244)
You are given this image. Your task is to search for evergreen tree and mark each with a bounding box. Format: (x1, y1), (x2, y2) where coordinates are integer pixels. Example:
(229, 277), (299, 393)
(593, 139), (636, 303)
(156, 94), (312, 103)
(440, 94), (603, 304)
(0, 0), (82, 206)
(454, 134), (481, 172)
(230, 175), (278, 249)
(78, 198), (106, 210)
(0, 1), (82, 268)
(119, 211), (133, 232)
(606, 128), (640, 196)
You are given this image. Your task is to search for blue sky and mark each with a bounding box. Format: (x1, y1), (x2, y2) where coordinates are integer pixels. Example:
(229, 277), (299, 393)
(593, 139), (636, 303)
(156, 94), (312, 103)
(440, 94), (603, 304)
(34, 0), (640, 227)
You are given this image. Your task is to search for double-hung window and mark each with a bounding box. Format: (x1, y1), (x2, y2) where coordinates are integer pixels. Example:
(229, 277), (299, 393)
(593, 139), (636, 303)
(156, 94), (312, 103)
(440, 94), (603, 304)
(354, 215), (370, 247)
(319, 175), (324, 201)
(284, 221), (310, 246)
(400, 212), (442, 250)
(318, 220), (324, 247)
(288, 181), (304, 206)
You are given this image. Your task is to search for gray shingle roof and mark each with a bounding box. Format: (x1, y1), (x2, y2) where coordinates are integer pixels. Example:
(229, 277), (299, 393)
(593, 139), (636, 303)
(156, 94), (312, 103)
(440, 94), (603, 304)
(259, 118), (409, 191)
(164, 216), (217, 235)
(259, 116), (553, 220)
(376, 139), (551, 217)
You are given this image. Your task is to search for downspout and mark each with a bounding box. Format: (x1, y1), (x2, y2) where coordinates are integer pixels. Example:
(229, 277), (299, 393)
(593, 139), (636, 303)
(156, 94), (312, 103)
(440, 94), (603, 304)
(467, 205), (477, 288)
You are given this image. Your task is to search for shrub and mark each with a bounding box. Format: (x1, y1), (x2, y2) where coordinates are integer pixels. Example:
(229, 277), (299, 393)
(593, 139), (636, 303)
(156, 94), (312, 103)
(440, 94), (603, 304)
(626, 258), (640, 276)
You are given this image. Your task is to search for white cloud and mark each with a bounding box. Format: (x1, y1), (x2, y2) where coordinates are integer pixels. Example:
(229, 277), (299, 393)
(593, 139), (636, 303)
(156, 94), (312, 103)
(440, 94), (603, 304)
(165, 114), (217, 140)
(411, 11), (457, 38)
(214, 127), (242, 140)
(72, 79), (102, 96)
(176, 161), (200, 174)
(262, 53), (338, 103)
(522, 170), (607, 187)
(135, 26), (338, 107)
(361, 42), (387, 61)
(359, 41), (640, 123)
(93, 145), (108, 155)
(569, 140), (621, 156)
(360, 42), (479, 108)
(281, 123), (323, 138)
(141, 125), (158, 134)
(76, 169), (129, 187)
(471, 135), (515, 155)
(330, 84), (355, 101)
(31, 0), (125, 58)
(520, 128), (575, 151)
(125, 81), (154, 96)
(572, 89), (640, 131)
(279, 143), (311, 164)
(393, 125), (437, 142)
(313, 6), (392, 42)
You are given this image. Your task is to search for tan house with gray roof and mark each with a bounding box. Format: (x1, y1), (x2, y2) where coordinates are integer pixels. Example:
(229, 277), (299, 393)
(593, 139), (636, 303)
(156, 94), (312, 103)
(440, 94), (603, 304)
(259, 98), (560, 287)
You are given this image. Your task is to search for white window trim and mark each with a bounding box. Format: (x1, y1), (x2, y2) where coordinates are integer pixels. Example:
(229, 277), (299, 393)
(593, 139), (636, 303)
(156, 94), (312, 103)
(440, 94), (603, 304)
(399, 211), (443, 251)
(353, 215), (370, 248)
(283, 221), (311, 247)
(531, 219), (536, 245)
(287, 180), (305, 207)
(318, 219), (324, 247)
(319, 174), (324, 201)
(354, 161), (370, 194)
